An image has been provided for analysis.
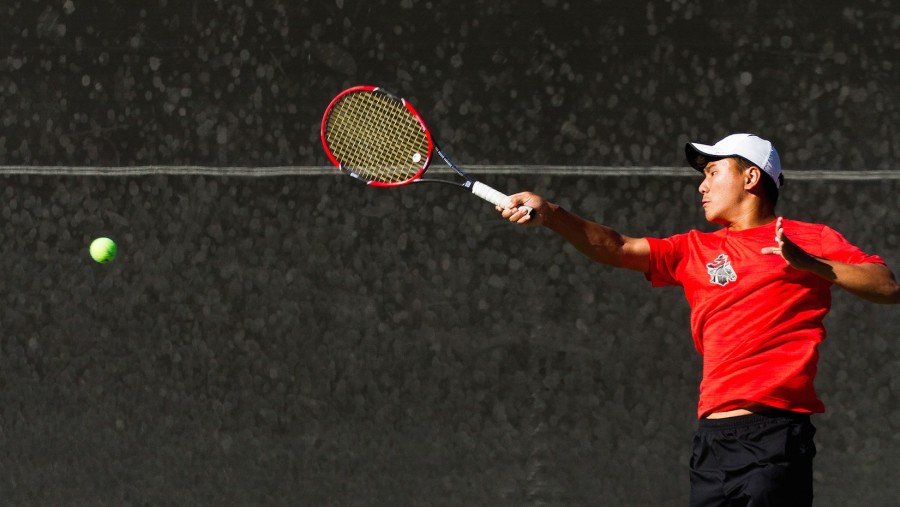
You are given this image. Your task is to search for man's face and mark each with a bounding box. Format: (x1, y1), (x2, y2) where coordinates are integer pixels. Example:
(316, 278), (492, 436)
(698, 158), (746, 225)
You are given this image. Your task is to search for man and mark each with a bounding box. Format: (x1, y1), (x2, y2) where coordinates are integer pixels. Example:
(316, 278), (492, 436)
(497, 133), (900, 506)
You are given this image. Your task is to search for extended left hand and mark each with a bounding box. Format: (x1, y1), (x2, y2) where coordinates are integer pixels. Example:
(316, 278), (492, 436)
(761, 217), (816, 270)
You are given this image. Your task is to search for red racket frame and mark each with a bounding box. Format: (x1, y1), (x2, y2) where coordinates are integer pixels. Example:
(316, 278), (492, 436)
(321, 85), (435, 187)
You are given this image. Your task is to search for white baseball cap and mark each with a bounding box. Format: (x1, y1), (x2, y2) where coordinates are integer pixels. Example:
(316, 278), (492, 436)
(685, 133), (783, 188)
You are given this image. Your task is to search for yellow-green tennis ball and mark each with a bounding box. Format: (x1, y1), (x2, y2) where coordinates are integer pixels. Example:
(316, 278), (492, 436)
(90, 237), (117, 263)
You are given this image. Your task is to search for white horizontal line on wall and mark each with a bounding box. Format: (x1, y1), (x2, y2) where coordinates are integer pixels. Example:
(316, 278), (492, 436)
(0, 165), (898, 180)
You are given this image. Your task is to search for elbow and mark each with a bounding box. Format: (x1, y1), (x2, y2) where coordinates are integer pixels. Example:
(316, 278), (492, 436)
(852, 283), (900, 305)
(874, 267), (900, 305)
(887, 282), (900, 305)
(880, 274), (900, 304)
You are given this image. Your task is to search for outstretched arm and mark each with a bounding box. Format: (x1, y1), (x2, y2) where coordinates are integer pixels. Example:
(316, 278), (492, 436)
(761, 217), (900, 304)
(500, 192), (651, 273)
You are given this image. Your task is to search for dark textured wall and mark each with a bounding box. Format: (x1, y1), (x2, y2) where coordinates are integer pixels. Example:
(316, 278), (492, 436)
(1, 173), (898, 505)
(1, 0), (897, 169)
(1, 0), (899, 505)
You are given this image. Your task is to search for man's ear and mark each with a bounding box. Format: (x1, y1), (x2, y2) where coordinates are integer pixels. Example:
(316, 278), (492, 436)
(744, 166), (763, 190)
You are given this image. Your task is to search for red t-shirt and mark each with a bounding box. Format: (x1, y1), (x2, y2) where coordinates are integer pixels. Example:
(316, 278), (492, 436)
(645, 219), (885, 419)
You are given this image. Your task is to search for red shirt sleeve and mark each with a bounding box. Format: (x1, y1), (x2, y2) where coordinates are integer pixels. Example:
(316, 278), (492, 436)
(816, 225), (886, 265)
(645, 234), (687, 287)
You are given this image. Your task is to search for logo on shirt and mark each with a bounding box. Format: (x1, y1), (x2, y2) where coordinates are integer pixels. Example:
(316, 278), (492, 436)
(706, 253), (737, 286)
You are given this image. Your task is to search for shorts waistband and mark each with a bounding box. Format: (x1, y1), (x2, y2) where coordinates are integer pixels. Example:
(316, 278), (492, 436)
(698, 409), (811, 431)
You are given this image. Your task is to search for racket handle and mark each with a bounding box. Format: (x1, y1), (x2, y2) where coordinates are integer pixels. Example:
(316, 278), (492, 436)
(471, 181), (534, 216)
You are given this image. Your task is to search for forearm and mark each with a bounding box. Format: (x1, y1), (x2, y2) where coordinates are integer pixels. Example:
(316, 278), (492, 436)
(802, 259), (900, 304)
(542, 203), (649, 272)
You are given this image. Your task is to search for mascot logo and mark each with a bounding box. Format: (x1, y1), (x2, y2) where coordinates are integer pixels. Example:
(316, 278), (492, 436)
(706, 254), (737, 286)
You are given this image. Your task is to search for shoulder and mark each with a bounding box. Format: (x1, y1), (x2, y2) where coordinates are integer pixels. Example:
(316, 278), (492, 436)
(781, 218), (827, 231)
(646, 228), (719, 254)
(784, 218), (881, 261)
(783, 218), (849, 241)
(781, 218), (833, 242)
(664, 228), (722, 241)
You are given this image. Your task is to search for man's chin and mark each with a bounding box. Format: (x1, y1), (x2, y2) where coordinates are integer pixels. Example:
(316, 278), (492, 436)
(704, 212), (728, 226)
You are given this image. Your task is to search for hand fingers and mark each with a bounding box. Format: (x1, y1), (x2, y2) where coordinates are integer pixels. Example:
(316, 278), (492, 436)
(498, 192), (542, 225)
(763, 219), (788, 256)
(506, 192), (531, 207)
(508, 207), (532, 224)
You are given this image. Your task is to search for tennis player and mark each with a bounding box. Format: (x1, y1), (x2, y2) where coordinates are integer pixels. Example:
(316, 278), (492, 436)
(498, 133), (900, 506)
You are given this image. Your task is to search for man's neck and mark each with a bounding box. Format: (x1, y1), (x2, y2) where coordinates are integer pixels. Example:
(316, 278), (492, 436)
(720, 201), (777, 231)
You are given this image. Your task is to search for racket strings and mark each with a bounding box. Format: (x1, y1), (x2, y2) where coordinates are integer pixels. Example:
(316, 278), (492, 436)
(324, 91), (429, 184)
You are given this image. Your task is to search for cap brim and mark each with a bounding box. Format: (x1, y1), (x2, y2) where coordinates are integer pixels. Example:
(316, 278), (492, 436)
(685, 142), (734, 171)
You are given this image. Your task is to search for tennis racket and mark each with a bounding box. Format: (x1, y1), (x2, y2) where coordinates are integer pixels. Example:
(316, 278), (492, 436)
(321, 85), (532, 215)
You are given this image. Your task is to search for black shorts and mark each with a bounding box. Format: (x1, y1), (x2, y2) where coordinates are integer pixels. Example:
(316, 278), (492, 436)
(689, 409), (817, 507)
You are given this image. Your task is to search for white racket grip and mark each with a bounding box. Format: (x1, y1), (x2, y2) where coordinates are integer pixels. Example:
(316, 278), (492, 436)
(471, 181), (534, 216)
